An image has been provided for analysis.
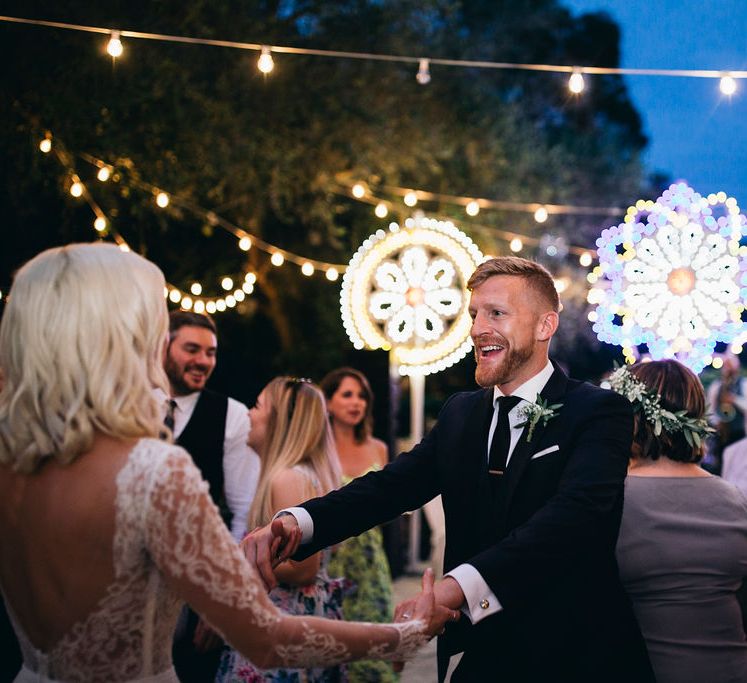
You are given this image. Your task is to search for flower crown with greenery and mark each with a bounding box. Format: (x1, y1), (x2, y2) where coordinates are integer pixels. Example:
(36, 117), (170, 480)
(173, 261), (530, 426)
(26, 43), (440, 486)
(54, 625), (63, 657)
(606, 365), (715, 448)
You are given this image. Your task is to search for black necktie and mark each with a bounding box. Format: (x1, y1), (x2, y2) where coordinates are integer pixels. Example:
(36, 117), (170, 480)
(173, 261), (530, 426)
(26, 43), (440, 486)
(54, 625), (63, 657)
(488, 395), (522, 476)
(164, 399), (177, 433)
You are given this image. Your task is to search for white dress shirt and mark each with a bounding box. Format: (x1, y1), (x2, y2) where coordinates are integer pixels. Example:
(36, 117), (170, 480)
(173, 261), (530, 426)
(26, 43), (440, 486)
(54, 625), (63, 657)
(284, 360), (555, 625)
(154, 387), (260, 541)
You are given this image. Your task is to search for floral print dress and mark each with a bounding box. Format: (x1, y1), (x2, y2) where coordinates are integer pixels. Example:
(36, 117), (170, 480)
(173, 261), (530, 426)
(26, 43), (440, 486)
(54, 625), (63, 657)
(327, 466), (398, 683)
(215, 466), (351, 683)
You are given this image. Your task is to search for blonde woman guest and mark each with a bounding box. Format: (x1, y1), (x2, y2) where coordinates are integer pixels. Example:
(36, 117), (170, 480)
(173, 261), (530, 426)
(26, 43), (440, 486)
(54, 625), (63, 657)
(612, 360), (747, 683)
(217, 377), (347, 682)
(321, 368), (397, 683)
(0, 243), (456, 683)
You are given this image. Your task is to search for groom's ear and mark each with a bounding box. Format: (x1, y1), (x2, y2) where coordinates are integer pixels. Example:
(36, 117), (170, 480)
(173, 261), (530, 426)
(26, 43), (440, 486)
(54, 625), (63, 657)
(535, 310), (559, 342)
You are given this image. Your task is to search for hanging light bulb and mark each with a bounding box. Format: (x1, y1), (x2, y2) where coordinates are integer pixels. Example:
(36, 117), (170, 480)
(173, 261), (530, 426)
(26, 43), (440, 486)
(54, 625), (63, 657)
(404, 191), (418, 207)
(93, 216), (107, 232)
(238, 236), (252, 251)
(70, 179), (84, 198)
(39, 135), (52, 153)
(270, 252), (284, 266)
(190, 282), (203, 296)
(351, 183), (366, 198)
(257, 46), (274, 74)
(375, 203), (388, 218)
(221, 277), (234, 291)
(107, 30), (123, 58)
(301, 262), (314, 276)
(568, 70), (585, 94)
(465, 200), (480, 216)
(534, 206), (549, 223)
(97, 165), (111, 182)
(416, 58), (431, 85)
(720, 74), (737, 96)
(325, 267), (339, 281)
(155, 191), (169, 208)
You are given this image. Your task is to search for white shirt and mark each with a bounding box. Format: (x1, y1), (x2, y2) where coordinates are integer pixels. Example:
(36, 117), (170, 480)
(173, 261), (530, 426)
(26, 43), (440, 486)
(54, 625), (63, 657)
(285, 360), (555, 625)
(154, 387), (260, 542)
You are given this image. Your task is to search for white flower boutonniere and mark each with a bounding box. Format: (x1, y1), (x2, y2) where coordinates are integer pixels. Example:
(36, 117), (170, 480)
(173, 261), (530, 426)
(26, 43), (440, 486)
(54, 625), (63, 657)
(517, 395), (563, 442)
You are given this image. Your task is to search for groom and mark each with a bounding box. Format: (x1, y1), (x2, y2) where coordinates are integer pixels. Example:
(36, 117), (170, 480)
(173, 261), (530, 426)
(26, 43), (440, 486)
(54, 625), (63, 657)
(249, 256), (653, 682)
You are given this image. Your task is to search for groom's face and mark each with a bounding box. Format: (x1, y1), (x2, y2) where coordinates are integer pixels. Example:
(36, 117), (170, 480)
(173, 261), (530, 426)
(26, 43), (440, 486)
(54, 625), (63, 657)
(469, 275), (546, 392)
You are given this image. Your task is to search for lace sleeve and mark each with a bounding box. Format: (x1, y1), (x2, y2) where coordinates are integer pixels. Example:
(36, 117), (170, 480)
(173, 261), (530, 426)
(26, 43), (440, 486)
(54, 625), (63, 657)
(144, 446), (429, 669)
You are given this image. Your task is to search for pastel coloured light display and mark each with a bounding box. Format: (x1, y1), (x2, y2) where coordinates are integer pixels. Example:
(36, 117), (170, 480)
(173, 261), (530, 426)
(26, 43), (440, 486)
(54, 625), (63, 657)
(590, 182), (747, 372)
(340, 213), (484, 376)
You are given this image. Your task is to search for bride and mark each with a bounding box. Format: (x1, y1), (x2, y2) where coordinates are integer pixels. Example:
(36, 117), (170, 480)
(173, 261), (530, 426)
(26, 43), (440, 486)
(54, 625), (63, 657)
(0, 243), (456, 683)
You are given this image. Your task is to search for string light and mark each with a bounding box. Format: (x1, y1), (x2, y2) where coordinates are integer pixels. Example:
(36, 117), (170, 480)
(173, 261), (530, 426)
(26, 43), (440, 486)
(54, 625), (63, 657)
(465, 200), (480, 217)
(221, 277), (233, 290)
(375, 202), (388, 218)
(233, 289), (245, 301)
(509, 238), (523, 252)
(93, 216), (106, 231)
(97, 165), (111, 181)
(155, 191), (169, 208)
(245, 272), (257, 285)
(106, 30), (123, 58)
(39, 134), (52, 153)
(242, 282), (254, 294)
(579, 251), (593, 267)
(416, 58), (431, 85)
(270, 252), (284, 266)
(69, 179), (84, 197)
(301, 261), (314, 276)
(169, 289), (181, 303)
(534, 206), (549, 223)
(351, 183), (366, 199)
(404, 191), (418, 207)
(720, 74), (737, 96)
(238, 236), (252, 251)
(325, 267), (339, 281)
(257, 45), (274, 74)
(190, 282), (202, 295)
(568, 70), (585, 94)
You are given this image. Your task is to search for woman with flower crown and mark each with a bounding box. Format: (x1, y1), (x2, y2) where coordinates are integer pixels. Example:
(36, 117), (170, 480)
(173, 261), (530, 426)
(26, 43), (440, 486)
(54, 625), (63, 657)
(611, 359), (747, 683)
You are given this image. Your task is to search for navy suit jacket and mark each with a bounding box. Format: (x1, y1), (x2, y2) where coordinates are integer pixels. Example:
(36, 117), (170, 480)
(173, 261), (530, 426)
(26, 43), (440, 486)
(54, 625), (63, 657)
(298, 364), (653, 682)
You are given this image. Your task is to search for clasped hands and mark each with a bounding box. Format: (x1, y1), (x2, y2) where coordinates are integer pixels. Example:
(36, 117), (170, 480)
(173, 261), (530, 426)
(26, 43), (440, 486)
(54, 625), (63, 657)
(240, 516), (460, 646)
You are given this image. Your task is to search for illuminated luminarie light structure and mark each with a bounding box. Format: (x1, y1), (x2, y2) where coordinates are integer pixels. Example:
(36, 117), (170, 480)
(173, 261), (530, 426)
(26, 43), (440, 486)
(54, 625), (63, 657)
(340, 214), (484, 376)
(589, 182), (747, 372)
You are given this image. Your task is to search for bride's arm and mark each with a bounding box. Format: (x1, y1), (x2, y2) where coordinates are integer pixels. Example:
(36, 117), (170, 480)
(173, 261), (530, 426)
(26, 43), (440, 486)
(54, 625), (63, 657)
(144, 446), (453, 669)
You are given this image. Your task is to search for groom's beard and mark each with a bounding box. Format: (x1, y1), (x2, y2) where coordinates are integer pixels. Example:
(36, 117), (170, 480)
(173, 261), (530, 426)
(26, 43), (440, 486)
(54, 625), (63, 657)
(474, 337), (535, 389)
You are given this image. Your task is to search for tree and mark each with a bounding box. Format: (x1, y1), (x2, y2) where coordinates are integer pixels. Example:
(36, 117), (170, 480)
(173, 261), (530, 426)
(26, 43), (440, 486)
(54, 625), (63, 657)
(0, 0), (647, 400)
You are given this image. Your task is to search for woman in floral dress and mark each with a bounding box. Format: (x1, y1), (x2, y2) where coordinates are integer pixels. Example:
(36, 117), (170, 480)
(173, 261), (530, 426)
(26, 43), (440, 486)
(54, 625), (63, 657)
(216, 377), (348, 683)
(322, 368), (398, 683)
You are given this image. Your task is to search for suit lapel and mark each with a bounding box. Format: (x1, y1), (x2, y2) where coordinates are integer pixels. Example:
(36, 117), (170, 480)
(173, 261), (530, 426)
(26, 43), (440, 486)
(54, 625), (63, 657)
(497, 363), (569, 523)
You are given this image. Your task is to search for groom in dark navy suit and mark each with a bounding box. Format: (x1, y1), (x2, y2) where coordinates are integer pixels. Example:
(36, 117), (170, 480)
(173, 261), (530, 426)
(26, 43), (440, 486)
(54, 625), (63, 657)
(247, 256), (653, 682)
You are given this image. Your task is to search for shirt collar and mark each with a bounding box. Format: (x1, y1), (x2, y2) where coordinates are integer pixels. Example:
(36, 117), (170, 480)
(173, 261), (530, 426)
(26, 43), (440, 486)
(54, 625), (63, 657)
(492, 360), (554, 406)
(152, 386), (201, 412)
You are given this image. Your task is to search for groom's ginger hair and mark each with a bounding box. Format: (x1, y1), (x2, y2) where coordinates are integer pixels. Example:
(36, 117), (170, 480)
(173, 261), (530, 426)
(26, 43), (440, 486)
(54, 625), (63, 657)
(467, 256), (560, 312)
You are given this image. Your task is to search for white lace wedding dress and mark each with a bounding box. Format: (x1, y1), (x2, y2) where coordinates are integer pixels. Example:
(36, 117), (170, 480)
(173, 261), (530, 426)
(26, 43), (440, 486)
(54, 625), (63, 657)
(3, 439), (427, 682)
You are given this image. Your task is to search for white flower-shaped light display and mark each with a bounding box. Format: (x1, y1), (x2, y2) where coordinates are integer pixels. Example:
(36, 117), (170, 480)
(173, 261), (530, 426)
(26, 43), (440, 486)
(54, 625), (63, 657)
(341, 214), (484, 376)
(589, 182), (747, 372)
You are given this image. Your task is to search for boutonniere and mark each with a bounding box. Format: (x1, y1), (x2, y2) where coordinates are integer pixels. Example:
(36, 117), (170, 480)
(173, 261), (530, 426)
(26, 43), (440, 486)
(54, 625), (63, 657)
(517, 395), (563, 442)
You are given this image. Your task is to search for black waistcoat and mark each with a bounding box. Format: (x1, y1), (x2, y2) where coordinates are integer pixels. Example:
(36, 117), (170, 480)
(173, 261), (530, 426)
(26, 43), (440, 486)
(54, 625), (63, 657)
(176, 389), (231, 529)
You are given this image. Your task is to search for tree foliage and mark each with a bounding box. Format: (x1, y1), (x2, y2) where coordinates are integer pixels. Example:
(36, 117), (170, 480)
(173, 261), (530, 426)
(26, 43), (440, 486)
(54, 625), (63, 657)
(0, 0), (647, 401)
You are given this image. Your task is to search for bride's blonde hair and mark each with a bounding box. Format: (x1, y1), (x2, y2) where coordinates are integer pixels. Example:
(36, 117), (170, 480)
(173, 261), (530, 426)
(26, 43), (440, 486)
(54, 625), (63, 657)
(248, 378), (341, 529)
(0, 243), (169, 473)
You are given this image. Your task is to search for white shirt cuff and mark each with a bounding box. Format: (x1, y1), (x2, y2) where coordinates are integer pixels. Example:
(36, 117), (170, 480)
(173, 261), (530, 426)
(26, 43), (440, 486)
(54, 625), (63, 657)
(444, 563), (502, 624)
(275, 507), (314, 544)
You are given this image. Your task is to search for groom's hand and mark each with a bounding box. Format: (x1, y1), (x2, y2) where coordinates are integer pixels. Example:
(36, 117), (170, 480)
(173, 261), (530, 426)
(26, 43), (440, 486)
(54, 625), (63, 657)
(241, 516), (302, 590)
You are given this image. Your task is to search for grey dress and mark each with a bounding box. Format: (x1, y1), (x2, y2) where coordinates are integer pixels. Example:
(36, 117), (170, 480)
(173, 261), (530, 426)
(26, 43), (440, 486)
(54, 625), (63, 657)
(617, 475), (747, 683)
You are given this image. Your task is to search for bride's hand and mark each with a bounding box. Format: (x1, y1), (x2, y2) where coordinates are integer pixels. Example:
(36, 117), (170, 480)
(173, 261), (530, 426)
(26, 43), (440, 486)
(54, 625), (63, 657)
(409, 568), (460, 638)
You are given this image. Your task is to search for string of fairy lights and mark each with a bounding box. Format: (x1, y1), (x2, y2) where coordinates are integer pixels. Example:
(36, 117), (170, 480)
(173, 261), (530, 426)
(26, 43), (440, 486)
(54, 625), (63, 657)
(1, 14), (746, 98)
(22, 128), (606, 316)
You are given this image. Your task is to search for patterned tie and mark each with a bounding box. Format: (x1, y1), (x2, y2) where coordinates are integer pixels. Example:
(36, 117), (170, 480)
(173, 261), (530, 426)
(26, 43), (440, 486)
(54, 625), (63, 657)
(488, 395), (522, 476)
(164, 399), (178, 433)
